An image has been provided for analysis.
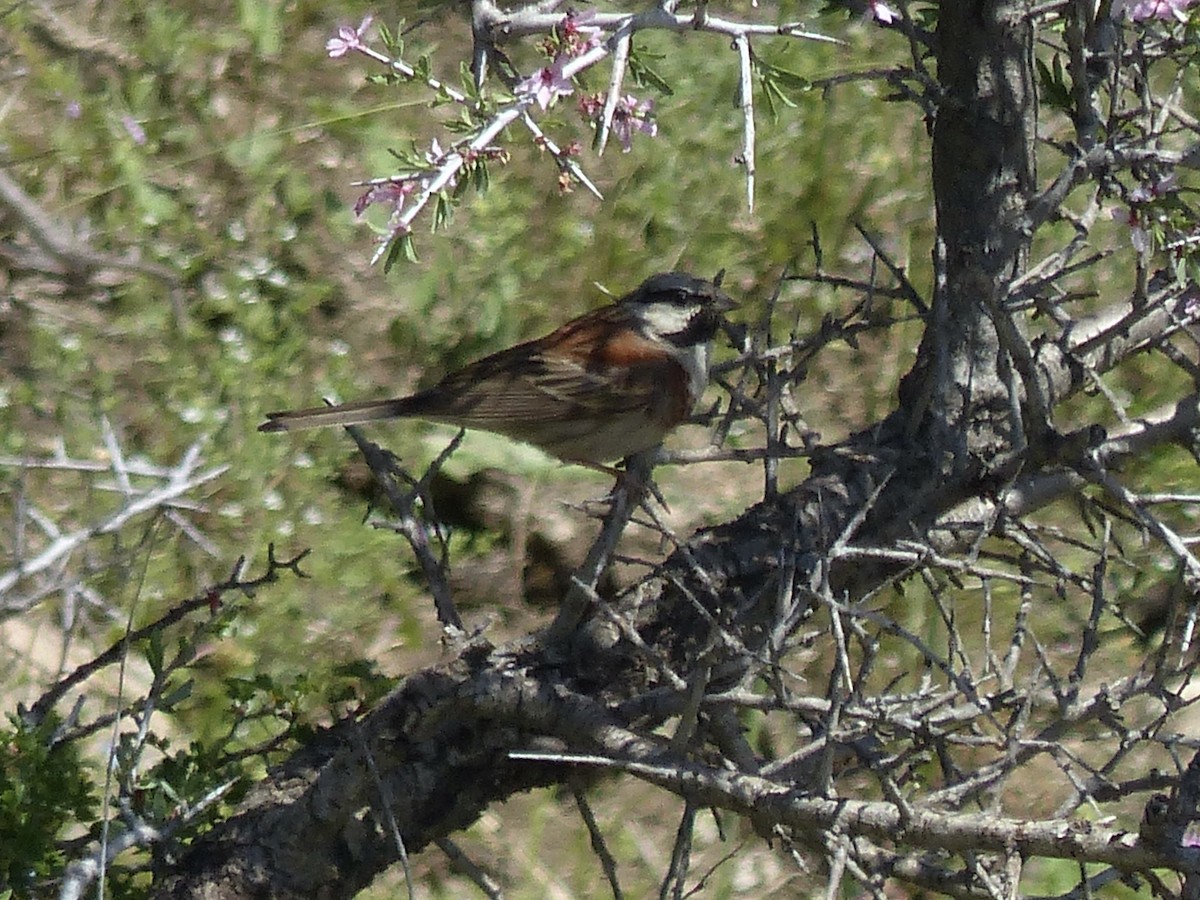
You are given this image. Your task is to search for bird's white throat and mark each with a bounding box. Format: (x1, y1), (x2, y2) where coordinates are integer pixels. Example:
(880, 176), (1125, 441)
(636, 300), (712, 404)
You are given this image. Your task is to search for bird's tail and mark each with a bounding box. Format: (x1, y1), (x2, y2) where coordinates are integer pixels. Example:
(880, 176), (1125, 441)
(258, 397), (417, 432)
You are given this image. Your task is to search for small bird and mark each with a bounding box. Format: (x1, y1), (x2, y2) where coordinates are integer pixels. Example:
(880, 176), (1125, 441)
(259, 272), (736, 464)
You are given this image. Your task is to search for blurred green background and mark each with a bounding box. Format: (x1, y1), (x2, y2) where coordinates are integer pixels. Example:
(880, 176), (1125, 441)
(0, 0), (933, 691)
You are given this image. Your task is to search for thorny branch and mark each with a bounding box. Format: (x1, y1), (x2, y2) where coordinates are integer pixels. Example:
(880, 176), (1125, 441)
(0, 168), (178, 287)
(333, 2), (841, 258)
(346, 425), (466, 633)
(0, 433), (227, 612)
(21, 544), (311, 738)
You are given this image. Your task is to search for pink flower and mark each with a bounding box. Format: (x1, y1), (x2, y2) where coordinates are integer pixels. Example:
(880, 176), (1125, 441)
(424, 138), (445, 166)
(610, 95), (657, 152)
(518, 58), (573, 110)
(327, 15), (374, 58)
(121, 115), (147, 145)
(354, 179), (416, 217)
(1112, 206), (1150, 252)
(866, 0), (899, 24)
(578, 93), (603, 119)
(560, 11), (602, 54)
(1131, 173), (1178, 203)
(423, 139), (458, 189)
(1128, 0), (1195, 21)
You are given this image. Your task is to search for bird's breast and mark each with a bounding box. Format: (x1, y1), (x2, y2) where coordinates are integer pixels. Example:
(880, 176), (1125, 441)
(673, 342), (709, 408)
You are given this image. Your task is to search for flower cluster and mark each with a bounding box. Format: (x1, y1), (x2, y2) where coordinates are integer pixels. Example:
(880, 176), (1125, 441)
(865, 1), (898, 25)
(609, 96), (657, 153)
(579, 93), (658, 152)
(516, 12), (602, 111)
(352, 139), (454, 232)
(557, 11), (604, 57)
(353, 179), (417, 220)
(322, 9), (658, 261)
(519, 59), (574, 112)
(1113, 174), (1182, 253)
(352, 141), (510, 231)
(514, 12), (658, 151)
(1124, 0), (1196, 21)
(327, 15), (374, 58)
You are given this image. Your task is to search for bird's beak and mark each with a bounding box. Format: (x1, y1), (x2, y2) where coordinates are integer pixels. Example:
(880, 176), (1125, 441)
(711, 289), (737, 313)
(709, 269), (736, 312)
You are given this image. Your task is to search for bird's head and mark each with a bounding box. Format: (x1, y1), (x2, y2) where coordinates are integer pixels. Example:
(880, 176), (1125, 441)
(621, 271), (737, 348)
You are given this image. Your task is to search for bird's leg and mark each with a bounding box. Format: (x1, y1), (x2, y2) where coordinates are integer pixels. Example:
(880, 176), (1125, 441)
(570, 448), (669, 512)
(546, 449), (662, 641)
(619, 447), (669, 514)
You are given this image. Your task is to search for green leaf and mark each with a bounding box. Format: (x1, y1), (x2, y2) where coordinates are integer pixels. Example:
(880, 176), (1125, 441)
(377, 20), (403, 58)
(433, 191), (453, 231)
(754, 58), (811, 93)
(627, 48), (675, 96)
(146, 630), (165, 678)
(401, 232), (419, 263)
(383, 232), (419, 272)
(444, 116), (476, 134)
(752, 57), (810, 119)
(160, 679), (195, 710)
(383, 235), (404, 272)
(760, 76), (778, 121)
(1036, 55), (1072, 113)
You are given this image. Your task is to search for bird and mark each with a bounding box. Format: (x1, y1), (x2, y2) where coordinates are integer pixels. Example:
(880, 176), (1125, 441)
(259, 271), (736, 465)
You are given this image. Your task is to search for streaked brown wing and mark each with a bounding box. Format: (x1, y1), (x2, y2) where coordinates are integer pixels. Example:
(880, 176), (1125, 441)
(409, 347), (662, 427)
(401, 303), (692, 432)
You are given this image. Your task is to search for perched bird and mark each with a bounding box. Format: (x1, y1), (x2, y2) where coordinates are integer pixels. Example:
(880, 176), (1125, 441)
(259, 272), (735, 464)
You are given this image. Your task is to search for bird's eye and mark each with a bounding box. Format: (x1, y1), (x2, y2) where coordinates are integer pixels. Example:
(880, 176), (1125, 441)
(668, 289), (699, 306)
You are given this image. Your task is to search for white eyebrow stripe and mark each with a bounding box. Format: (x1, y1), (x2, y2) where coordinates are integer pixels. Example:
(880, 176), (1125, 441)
(636, 300), (698, 338)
